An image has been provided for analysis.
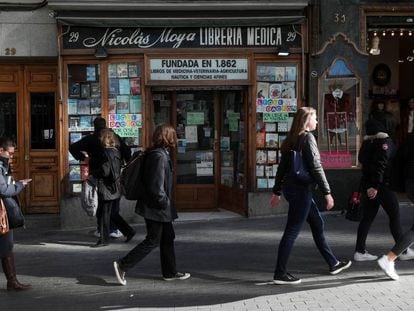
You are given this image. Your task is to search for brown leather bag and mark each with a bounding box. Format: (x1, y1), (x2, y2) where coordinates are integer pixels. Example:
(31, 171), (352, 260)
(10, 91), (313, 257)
(0, 198), (9, 235)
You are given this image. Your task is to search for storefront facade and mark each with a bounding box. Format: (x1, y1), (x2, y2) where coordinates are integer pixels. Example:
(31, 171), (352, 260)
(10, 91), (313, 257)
(48, 0), (309, 224)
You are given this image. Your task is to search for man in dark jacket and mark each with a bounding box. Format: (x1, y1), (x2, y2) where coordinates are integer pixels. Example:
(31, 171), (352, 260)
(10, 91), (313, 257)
(354, 117), (403, 262)
(69, 117), (133, 240)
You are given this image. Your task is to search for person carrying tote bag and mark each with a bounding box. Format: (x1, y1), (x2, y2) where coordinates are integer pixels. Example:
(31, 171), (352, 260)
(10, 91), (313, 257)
(270, 107), (351, 284)
(0, 137), (31, 291)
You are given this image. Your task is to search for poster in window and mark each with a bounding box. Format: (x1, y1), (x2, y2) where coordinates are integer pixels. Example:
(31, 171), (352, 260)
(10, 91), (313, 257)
(130, 78), (141, 95)
(220, 136), (230, 151)
(90, 98), (101, 114)
(256, 132), (265, 148)
(69, 82), (81, 98)
(221, 167), (234, 187)
(268, 178), (275, 188)
(68, 152), (78, 164)
(265, 122), (277, 132)
(281, 82), (296, 99)
(265, 133), (278, 148)
(256, 150), (267, 164)
(108, 97), (117, 113)
(267, 150), (277, 164)
(129, 95), (142, 113)
(68, 98), (78, 115)
(77, 100), (90, 115)
(265, 166), (274, 177)
(185, 125), (198, 143)
(257, 82), (269, 98)
(221, 151), (233, 167)
(128, 64), (139, 77)
(272, 164), (279, 176)
(117, 63), (128, 78)
(86, 65), (96, 81)
(277, 122), (289, 132)
(109, 79), (119, 94)
(69, 116), (80, 130)
(257, 178), (268, 189)
(79, 116), (92, 129)
(275, 67), (285, 81)
(90, 83), (100, 98)
(285, 66), (297, 81)
(256, 165), (264, 177)
(269, 83), (282, 99)
(80, 83), (91, 98)
(108, 64), (118, 78)
(116, 95), (130, 114)
(118, 79), (130, 95)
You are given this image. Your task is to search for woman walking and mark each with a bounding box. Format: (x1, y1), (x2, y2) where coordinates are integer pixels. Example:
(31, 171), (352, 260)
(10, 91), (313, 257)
(113, 124), (190, 285)
(270, 107), (351, 284)
(93, 129), (135, 247)
(0, 137), (32, 290)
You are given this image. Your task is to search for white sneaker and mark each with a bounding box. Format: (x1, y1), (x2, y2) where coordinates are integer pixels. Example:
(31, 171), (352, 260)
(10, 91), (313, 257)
(113, 261), (127, 286)
(110, 230), (123, 239)
(93, 230), (100, 238)
(377, 255), (399, 280)
(399, 247), (414, 261)
(354, 251), (378, 261)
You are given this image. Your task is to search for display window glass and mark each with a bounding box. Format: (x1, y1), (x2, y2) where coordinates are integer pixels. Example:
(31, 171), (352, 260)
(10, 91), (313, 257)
(318, 58), (361, 168)
(67, 63), (102, 192)
(255, 63), (298, 190)
(107, 63), (143, 153)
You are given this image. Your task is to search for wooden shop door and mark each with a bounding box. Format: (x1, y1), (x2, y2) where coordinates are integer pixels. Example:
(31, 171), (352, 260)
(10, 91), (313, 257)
(0, 64), (59, 213)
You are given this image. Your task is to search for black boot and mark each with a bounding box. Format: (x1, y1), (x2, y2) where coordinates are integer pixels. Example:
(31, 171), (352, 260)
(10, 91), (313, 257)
(1, 253), (31, 291)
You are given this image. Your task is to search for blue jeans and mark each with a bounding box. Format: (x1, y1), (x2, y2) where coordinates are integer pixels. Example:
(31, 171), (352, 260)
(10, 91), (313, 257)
(274, 186), (338, 277)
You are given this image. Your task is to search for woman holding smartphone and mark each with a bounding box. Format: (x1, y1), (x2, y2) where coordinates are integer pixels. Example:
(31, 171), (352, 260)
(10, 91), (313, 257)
(0, 137), (31, 291)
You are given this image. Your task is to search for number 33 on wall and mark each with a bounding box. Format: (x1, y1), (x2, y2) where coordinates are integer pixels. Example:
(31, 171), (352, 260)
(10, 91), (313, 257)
(334, 13), (346, 23)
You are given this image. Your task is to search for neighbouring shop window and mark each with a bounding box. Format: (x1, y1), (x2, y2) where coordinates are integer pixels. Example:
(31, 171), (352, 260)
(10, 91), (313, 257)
(107, 63), (143, 153)
(67, 63), (102, 192)
(176, 91), (215, 184)
(0, 93), (17, 141)
(30, 92), (56, 149)
(318, 58), (361, 168)
(255, 63), (298, 190)
(152, 92), (171, 127)
(220, 91), (245, 189)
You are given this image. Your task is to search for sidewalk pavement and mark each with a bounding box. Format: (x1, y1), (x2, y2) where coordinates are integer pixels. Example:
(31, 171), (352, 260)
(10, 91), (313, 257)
(1, 204), (414, 311)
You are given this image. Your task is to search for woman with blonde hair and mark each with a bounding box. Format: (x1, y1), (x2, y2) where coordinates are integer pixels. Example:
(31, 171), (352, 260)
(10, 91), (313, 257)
(270, 107), (351, 284)
(93, 129), (135, 247)
(113, 124), (190, 285)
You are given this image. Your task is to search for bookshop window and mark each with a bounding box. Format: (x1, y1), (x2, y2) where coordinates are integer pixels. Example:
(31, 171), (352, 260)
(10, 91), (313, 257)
(67, 64), (102, 192)
(107, 62), (142, 153)
(256, 63), (297, 190)
(318, 58), (361, 168)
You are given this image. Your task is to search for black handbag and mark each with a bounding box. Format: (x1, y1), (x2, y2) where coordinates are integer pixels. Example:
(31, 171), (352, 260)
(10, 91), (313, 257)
(345, 186), (363, 222)
(289, 149), (313, 184)
(5, 197), (25, 229)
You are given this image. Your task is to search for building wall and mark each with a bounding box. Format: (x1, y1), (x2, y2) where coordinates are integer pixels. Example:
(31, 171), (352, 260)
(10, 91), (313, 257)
(0, 7), (57, 57)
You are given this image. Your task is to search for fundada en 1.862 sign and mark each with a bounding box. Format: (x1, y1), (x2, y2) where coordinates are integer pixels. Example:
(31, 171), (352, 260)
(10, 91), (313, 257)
(62, 25), (302, 49)
(149, 58), (249, 81)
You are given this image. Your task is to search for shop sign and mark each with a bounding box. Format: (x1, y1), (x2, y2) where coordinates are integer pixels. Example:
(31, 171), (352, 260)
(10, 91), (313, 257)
(150, 58), (248, 81)
(108, 113), (142, 137)
(263, 112), (289, 122)
(62, 25), (301, 50)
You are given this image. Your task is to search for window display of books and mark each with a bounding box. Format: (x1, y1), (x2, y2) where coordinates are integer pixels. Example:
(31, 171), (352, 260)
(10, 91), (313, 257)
(67, 63), (102, 193)
(255, 63), (298, 190)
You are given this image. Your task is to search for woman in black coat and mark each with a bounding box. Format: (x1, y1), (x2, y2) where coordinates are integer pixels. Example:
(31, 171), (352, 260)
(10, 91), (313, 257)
(0, 138), (31, 291)
(113, 124), (190, 285)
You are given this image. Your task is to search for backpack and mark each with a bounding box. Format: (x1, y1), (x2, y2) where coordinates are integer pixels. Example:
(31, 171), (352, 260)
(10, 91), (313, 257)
(97, 149), (122, 201)
(120, 150), (146, 200)
(81, 176), (98, 216)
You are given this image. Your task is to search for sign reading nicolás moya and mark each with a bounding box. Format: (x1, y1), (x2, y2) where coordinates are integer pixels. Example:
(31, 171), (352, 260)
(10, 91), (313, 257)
(62, 25), (302, 49)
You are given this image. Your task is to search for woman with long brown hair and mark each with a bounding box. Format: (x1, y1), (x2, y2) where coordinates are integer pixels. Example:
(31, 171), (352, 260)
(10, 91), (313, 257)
(113, 124), (190, 285)
(270, 107), (351, 284)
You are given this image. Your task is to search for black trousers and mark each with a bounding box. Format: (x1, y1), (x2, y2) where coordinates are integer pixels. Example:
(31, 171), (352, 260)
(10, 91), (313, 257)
(96, 198), (135, 244)
(96, 199), (121, 232)
(119, 218), (176, 278)
(355, 185), (403, 253)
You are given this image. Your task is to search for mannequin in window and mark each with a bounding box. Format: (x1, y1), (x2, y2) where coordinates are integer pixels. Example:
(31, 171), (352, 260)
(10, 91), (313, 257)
(324, 87), (351, 148)
(369, 36), (381, 56)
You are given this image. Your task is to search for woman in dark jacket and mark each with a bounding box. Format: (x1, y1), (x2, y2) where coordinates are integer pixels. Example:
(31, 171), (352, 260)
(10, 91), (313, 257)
(0, 138), (31, 290)
(270, 107), (351, 284)
(92, 129), (135, 247)
(113, 124), (190, 285)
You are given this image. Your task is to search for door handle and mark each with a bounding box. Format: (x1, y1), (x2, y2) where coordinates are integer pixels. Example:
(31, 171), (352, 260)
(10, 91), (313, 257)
(36, 166), (51, 170)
